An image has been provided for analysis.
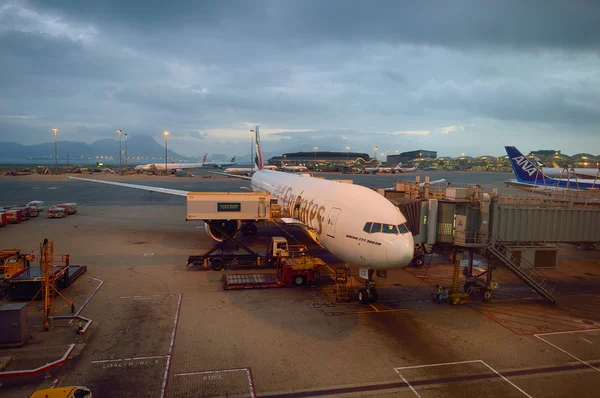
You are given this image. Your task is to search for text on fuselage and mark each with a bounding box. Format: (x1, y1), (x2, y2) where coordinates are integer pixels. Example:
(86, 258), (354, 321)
(274, 184), (326, 235)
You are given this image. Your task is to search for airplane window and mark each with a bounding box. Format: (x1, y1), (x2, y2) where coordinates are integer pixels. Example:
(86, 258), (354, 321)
(398, 223), (410, 234)
(371, 223), (382, 233)
(363, 222), (372, 233)
(383, 224), (398, 234)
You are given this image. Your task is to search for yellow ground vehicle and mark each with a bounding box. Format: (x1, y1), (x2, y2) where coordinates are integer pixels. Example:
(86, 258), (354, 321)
(0, 249), (29, 280)
(29, 386), (92, 398)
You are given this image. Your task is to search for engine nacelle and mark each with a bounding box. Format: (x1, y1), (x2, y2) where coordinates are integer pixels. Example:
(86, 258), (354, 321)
(204, 220), (242, 242)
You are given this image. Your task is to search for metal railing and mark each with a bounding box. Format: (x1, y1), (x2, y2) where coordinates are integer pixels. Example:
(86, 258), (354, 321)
(488, 237), (557, 302)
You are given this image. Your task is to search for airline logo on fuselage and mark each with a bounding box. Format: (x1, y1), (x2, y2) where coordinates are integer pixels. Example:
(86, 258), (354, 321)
(274, 184), (326, 235)
(512, 156), (538, 177)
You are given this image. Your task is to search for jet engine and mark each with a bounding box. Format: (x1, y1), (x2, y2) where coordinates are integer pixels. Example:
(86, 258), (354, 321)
(204, 220), (242, 242)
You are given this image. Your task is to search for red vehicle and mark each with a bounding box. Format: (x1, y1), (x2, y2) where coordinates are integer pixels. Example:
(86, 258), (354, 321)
(56, 203), (78, 215)
(0, 212), (6, 227)
(5, 209), (22, 224)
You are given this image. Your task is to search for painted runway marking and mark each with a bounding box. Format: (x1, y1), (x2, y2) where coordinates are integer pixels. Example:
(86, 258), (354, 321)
(69, 276), (104, 325)
(394, 359), (532, 398)
(174, 367), (256, 398)
(112, 293), (183, 398)
(534, 329), (600, 373)
(581, 337), (593, 344)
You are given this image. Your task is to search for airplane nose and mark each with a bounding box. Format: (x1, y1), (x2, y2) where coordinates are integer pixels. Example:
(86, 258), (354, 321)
(385, 234), (415, 268)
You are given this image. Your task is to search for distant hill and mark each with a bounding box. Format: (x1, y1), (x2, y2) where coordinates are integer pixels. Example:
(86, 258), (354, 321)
(0, 135), (191, 162)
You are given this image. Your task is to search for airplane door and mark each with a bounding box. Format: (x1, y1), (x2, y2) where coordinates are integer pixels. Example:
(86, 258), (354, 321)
(326, 207), (341, 238)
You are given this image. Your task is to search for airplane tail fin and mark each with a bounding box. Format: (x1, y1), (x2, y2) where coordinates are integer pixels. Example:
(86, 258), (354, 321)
(201, 153), (207, 165)
(231, 155), (236, 162)
(255, 126), (263, 170)
(505, 146), (545, 183)
(551, 160), (560, 168)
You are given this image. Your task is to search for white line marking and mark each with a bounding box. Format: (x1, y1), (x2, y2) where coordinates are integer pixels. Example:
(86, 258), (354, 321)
(394, 360), (532, 398)
(395, 359), (481, 370)
(581, 337), (593, 344)
(393, 369), (421, 398)
(161, 356), (171, 398)
(92, 355), (169, 364)
(75, 276), (104, 316)
(535, 335), (600, 373)
(534, 328), (600, 337)
(168, 294), (182, 355)
(479, 361), (533, 398)
(119, 294), (179, 299)
(174, 368), (255, 398)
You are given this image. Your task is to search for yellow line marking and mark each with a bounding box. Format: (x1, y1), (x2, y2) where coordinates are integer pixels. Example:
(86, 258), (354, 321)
(370, 304), (379, 312)
(344, 309), (411, 315)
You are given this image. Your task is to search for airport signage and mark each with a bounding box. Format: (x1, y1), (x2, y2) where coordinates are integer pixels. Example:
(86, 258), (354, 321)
(217, 202), (241, 212)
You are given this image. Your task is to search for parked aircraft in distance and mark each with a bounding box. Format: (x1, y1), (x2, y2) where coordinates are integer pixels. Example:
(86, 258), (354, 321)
(70, 126), (416, 304)
(505, 146), (600, 201)
(222, 164), (277, 176)
(134, 154), (238, 172)
(280, 162), (307, 172)
(134, 154), (208, 172)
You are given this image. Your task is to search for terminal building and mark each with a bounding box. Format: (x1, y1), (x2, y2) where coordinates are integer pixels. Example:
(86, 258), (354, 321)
(268, 151), (378, 171)
(386, 150), (437, 166)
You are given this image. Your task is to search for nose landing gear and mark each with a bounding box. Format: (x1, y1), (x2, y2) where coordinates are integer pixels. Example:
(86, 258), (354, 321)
(358, 268), (378, 304)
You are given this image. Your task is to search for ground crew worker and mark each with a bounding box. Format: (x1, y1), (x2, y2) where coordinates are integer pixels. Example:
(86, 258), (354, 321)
(438, 287), (449, 304)
(433, 285), (442, 302)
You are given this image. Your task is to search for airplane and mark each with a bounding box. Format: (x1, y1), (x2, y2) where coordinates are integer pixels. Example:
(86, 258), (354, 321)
(202, 155), (238, 169)
(134, 154), (208, 172)
(280, 161), (307, 172)
(70, 126), (416, 304)
(532, 156), (599, 180)
(222, 164), (277, 176)
(504, 146), (600, 200)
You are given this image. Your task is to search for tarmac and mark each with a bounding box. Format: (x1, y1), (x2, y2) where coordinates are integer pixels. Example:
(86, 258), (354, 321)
(1, 173), (599, 397)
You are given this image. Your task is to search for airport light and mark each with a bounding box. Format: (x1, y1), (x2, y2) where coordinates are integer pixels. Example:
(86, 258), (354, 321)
(52, 128), (58, 173)
(117, 130), (123, 174)
(164, 131), (170, 174)
(124, 133), (128, 171)
(250, 129), (255, 173)
(346, 146), (350, 160)
(373, 145), (378, 160)
(314, 146), (318, 162)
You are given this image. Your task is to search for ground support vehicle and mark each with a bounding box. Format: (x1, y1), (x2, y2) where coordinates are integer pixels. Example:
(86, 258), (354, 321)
(222, 256), (323, 290)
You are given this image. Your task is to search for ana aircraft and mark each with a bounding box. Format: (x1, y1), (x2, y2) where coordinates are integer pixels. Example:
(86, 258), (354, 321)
(532, 157), (599, 180)
(70, 126), (416, 304)
(505, 146), (600, 201)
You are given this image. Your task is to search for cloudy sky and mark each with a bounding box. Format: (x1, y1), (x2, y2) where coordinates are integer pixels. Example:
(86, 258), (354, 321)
(1, 0), (599, 158)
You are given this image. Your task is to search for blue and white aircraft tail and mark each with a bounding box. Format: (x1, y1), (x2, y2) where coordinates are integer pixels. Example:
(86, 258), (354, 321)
(504, 146), (600, 199)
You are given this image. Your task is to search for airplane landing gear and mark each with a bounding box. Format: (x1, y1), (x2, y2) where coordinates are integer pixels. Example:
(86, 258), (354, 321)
(358, 268), (378, 304)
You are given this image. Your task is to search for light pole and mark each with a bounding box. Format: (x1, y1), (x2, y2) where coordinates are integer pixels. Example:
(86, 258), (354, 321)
(124, 133), (128, 171)
(52, 128), (58, 173)
(313, 146), (318, 163)
(117, 130), (122, 174)
(164, 131), (169, 175)
(250, 129), (255, 173)
(387, 148), (390, 163)
(373, 145), (378, 161)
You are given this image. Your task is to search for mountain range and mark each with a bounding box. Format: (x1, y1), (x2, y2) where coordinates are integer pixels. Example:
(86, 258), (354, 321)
(0, 135), (192, 162)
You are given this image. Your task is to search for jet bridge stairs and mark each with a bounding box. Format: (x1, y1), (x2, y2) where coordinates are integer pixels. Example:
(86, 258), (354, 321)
(455, 232), (557, 303)
(487, 237), (557, 303)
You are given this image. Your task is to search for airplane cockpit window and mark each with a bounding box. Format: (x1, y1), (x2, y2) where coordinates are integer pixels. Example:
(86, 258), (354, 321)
(398, 223), (410, 234)
(382, 224), (398, 234)
(370, 223), (382, 233)
(363, 222), (372, 233)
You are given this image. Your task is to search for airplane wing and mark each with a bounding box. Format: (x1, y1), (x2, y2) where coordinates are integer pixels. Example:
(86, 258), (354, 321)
(207, 171), (253, 180)
(68, 176), (189, 197)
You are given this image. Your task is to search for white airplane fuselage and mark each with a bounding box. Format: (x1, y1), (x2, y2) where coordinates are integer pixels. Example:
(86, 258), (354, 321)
(541, 167), (600, 180)
(135, 162), (205, 171)
(250, 170), (414, 270)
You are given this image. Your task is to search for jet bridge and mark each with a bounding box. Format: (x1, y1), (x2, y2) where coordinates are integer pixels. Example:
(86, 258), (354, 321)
(383, 180), (600, 303)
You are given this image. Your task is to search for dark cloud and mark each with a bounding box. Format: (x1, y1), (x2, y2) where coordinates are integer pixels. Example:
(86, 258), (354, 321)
(26, 0), (600, 50)
(0, 1), (599, 157)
